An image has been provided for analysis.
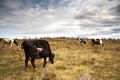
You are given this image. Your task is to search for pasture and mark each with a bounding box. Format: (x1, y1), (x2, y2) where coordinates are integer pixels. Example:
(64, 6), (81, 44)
(0, 38), (120, 80)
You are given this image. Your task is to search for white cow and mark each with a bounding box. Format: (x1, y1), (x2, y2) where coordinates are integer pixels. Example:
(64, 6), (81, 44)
(3, 38), (18, 46)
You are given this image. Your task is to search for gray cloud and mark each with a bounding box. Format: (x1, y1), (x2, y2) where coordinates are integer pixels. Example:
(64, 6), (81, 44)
(0, 0), (120, 38)
(111, 27), (120, 33)
(107, 0), (120, 2)
(94, 19), (120, 27)
(74, 12), (94, 20)
(110, 4), (120, 15)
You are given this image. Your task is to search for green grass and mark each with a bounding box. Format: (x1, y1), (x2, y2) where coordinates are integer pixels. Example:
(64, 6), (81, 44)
(0, 38), (120, 80)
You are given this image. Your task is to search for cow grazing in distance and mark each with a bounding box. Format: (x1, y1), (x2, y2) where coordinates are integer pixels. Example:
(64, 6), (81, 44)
(78, 38), (86, 44)
(3, 38), (18, 46)
(21, 40), (55, 71)
(91, 39), (103, 47)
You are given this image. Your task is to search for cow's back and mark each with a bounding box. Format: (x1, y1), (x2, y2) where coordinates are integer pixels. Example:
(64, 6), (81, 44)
(22, 40), (52, 57)
(33, 40), (52, 54)
(22, 40), (38, 56)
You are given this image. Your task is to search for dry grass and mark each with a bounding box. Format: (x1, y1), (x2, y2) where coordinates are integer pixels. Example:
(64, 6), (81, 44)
(0, 38), (120, 80)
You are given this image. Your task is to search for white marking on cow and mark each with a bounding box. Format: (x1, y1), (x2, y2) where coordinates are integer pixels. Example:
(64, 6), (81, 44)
(37, 48), (43, 52)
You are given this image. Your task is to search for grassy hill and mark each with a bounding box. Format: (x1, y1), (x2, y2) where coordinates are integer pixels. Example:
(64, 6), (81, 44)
(0, 38), (120, 80)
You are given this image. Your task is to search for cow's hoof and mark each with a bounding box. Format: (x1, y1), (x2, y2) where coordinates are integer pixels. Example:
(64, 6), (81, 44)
(34, 68), (38, 72)
(25, 68), (29, 72)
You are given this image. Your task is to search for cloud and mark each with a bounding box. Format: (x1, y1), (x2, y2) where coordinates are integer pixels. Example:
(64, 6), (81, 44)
(110, 4), (120, 15)
(0, 0), (120, 39)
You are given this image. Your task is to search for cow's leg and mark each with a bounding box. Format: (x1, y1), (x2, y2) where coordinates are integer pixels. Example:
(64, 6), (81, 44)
(43, 57), (47, 68)
(10, 40), (13, 47)
(102, 43), (104, 47)
(25, 56), (29, 71)
(30, 57), (37, 69)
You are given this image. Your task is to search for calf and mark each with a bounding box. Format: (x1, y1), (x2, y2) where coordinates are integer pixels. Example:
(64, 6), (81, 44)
(91, 39), (103, 47)
(21, 40), (55, 71)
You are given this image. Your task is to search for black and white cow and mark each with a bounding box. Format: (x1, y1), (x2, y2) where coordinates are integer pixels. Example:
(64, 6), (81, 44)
(91, 39), (103, 47)
(3, 38), (18, 46)
(21, 40), (55, 71)
(78, 38), (86, 44)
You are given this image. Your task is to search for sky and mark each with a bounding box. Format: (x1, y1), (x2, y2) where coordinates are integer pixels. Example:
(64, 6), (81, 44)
(0, 0), (120, 39)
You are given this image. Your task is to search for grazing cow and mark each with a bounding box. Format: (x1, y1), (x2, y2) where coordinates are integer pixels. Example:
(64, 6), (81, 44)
(21, 40), (55, 71)
(78, 38), (86, 44)
(3, 38), (18, 46)
(91, 39), (103, 47)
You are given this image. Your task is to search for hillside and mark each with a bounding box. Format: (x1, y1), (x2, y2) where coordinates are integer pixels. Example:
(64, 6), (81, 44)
(0, 38), (120, 80)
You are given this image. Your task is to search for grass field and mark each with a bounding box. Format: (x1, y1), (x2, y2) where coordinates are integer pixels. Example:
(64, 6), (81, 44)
(0, 38), (120, 80)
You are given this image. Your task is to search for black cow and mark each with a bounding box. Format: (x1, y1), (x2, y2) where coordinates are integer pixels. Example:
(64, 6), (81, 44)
(21, 40), (55, 71)
(91, 39), (103, 47)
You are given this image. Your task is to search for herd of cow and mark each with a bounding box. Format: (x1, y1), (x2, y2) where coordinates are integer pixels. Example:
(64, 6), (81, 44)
(78, 38), (103, 47)
(0, 38), (103, 71)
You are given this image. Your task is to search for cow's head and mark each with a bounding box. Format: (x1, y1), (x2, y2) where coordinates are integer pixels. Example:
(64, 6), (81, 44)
(91, 39), (95, 42)
(13, 39), (18, 46)
(49, 53), (55, 64)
